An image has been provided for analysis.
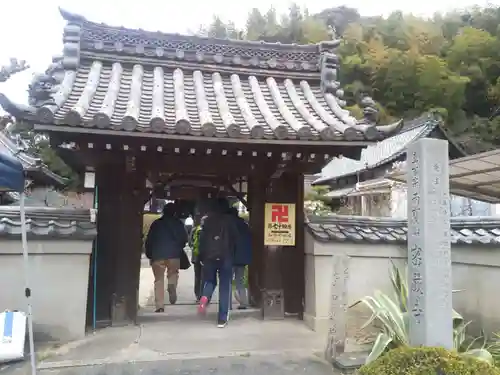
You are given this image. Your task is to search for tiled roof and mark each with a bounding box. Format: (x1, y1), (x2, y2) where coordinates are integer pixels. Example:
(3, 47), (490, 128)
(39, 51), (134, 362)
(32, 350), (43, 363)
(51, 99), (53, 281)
(0, 206), (96, 240)
(0, 130), (66, 187)
(34, 61), (402, 141)
(0, 9), (403, 144)
(307, 215), (500, 246)
(313, 114), (439, 185)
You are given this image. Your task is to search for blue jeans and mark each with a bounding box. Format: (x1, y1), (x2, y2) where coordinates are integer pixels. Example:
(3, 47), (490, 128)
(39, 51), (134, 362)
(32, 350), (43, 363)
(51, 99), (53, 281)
(201, 258), (233, 322)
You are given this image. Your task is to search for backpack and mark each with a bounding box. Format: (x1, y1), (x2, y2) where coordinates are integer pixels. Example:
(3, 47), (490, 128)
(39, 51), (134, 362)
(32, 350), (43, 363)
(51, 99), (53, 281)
(200, 213), (234, 261)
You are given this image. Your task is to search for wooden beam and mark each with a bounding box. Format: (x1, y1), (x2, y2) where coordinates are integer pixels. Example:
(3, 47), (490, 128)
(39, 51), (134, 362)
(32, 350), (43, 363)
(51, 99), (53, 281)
(36, 124), (374, 147)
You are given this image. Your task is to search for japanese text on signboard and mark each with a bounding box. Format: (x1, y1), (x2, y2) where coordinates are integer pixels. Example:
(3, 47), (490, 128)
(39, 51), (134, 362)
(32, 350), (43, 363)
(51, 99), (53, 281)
(264, 203), (296, 246)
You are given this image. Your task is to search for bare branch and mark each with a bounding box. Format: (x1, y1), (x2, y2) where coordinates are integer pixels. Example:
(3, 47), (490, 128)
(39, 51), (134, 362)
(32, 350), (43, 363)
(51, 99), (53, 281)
(0, 58), (29, 83)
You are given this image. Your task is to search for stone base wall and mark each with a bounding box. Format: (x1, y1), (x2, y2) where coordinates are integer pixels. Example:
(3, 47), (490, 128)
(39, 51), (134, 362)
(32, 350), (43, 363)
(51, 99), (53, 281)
(0, 239), (93, 342)
(305, 232), (500, 343)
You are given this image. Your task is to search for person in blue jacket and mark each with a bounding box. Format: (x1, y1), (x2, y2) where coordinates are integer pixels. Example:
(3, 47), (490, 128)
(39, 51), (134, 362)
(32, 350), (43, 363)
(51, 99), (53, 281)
(229, 206), (252, 309)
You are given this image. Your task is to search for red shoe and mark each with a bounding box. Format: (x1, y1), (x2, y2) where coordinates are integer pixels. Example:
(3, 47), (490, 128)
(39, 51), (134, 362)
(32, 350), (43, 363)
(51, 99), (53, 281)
(198, 296), (208, 315)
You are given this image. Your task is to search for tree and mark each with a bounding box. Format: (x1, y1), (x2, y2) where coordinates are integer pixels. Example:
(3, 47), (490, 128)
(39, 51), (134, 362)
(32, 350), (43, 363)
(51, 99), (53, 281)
(197, 16), (242, 39)
(316, 6), (361, 36)
(304, 186), (334, 216)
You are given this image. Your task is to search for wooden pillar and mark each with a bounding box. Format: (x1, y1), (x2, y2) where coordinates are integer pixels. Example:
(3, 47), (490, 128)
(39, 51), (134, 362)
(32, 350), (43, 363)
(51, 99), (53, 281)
(111, 156), (146, 326)
(91, 156), (146, 327)
(92, 161), (121, 325)
(246, 169), (306, 318)
(248, 175), (265, 307)
(280, 172), (305, 316)
(262, 171), (305, 318)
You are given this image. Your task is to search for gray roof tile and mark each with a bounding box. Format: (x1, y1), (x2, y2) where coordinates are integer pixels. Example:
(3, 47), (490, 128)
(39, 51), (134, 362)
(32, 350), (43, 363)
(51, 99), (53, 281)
(0, 207), (96, 240)
(28, 60), (401, 142)
(307, 215), (500, 246)
(0, 8), (404, 144)
(313, 114), (439, 184)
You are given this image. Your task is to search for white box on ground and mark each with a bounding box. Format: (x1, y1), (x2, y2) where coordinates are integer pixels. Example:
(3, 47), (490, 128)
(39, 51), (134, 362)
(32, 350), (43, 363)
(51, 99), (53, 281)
(0, 311), (27, 363)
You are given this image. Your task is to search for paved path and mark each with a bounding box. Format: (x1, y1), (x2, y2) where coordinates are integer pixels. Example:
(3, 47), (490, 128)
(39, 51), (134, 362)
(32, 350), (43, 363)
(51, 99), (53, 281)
(138, 251), (236, 308)
(22, 254), (332, 374)
(1, 253), (339, 374)
(32, 315), (332, 374)
(37, 353), (338, 375)
(37, 312), (324, 366)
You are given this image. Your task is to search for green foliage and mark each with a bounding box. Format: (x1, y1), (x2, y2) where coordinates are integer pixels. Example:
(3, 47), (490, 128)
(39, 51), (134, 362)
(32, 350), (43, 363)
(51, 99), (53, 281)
(304, 185), (333, 216)
(200, 4), (500, 144)
(357, 347), (500, 375)
(351, 262), (493, 365)
(486, 333), (500, 365)
(33, 138), (80, 189)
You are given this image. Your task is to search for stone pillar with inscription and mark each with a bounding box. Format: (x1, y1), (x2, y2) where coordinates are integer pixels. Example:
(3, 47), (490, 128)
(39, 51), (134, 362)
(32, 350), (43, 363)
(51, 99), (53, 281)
(325, 254), (350, 362)
(407, 138), (453, 349)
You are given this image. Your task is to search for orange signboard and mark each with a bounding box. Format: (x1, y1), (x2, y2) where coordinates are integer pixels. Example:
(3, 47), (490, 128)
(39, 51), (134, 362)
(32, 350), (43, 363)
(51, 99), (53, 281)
(264, 203), (296, 246)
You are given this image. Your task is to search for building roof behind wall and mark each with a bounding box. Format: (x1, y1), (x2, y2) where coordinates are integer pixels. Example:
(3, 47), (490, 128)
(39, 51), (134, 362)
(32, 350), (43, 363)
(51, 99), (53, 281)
(0, 130), (66, 187)
(312, 113), (466, 187)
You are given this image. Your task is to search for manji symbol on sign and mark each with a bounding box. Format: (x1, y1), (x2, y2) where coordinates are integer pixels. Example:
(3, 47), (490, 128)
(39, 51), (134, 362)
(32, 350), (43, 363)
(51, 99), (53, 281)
(271, 204), (289, 223)
(264, 203), (296, 246)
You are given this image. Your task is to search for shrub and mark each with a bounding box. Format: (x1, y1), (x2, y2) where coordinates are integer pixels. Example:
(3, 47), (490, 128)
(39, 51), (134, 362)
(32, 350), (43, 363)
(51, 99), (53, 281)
(351, 261), (493, 364)
(357, 347), (500, 375)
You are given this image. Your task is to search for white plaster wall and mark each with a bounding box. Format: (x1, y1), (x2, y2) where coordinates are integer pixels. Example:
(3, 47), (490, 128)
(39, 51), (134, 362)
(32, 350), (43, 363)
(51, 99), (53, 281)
(391, 186), (407, 218)
(0, 240), (92, 342)
(305, 233), (500, 337)
(390, 185), (494, 218)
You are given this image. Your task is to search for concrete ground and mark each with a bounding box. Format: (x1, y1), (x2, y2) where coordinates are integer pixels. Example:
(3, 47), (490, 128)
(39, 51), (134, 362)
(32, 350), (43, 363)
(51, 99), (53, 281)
(0, 254), (340, 374)
(37, 353), (338, 375)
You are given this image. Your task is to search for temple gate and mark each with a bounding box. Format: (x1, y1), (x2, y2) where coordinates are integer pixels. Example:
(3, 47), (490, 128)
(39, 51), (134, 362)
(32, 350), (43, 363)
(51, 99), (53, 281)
(0, 8), (402, 328)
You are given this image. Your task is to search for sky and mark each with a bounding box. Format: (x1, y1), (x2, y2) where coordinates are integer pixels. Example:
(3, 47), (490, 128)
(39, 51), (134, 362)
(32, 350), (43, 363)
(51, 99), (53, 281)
(0, 0), (498, 105)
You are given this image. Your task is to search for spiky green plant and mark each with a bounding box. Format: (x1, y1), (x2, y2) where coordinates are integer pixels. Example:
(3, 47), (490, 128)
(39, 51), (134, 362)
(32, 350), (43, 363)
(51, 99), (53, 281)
(350, 262), (493, 365)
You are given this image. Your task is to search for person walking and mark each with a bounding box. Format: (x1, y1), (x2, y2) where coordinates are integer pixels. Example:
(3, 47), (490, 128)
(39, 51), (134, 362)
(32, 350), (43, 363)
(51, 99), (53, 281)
(189, 213), (204, 302)
(145, 203), (188, 313)
(229, 207), (252, 310)
(197, 198), (239, 328)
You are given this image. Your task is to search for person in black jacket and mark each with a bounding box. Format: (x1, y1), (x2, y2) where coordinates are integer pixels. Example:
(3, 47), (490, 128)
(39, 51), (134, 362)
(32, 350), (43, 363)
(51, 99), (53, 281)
(197, 198), (239, 328)
(145, 203), (187, 312)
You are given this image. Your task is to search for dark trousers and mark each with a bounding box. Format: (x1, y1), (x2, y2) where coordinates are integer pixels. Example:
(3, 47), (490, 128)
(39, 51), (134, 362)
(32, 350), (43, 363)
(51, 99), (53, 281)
(194, 262), (203, 300)
(201, 258), (232, 322)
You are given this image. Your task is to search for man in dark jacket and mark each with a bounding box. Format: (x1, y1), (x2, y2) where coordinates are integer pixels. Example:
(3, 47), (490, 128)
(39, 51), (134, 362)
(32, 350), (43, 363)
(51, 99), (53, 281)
(197, 198), (238, 328)
(145, 203), (187, 312)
